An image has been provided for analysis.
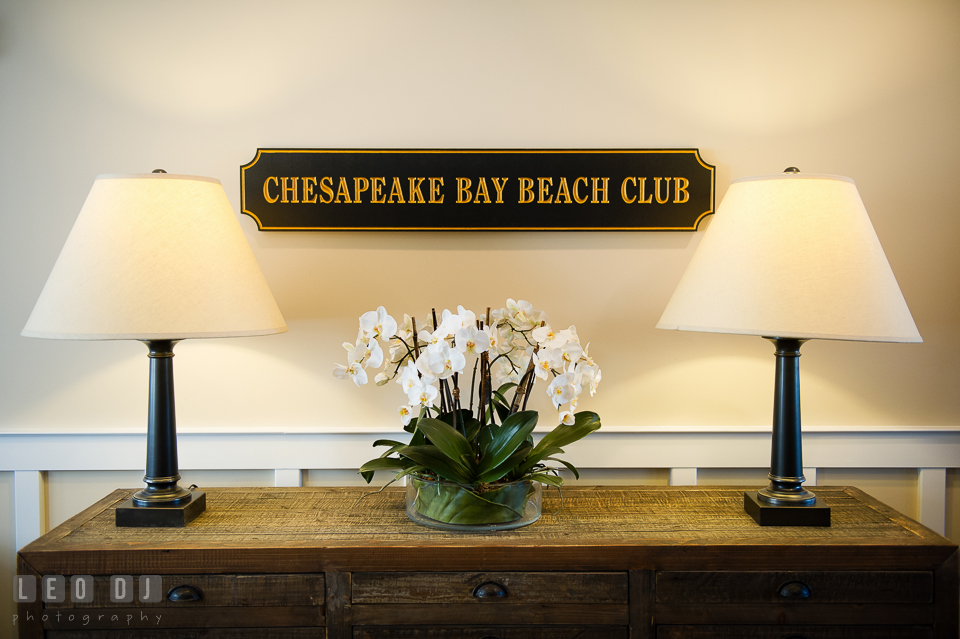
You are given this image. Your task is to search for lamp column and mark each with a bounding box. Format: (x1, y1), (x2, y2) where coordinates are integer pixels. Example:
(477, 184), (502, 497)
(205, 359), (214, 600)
(115, 340), (206, 527)
(759, 338), (815, 505)
(744, 338), (829, 526)
(134, 340), (192, 505)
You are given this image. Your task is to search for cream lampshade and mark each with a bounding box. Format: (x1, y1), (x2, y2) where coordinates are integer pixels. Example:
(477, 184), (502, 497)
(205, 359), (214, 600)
(657, 169), (920, 526)
(23, 172), (287, 526)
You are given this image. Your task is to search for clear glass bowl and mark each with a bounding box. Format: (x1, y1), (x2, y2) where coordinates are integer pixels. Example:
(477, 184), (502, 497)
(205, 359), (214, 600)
(405, 476), (542, 532)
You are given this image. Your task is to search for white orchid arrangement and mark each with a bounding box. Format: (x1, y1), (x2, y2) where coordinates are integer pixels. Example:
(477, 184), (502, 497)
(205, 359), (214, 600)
(334, 299), (601, 428)
(333, 300), (602, 496)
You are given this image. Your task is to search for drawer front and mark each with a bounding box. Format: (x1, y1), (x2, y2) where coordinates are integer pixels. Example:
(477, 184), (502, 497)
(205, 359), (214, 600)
(352, 572), (627, 604)
(657, 625), (934, 639)
(354, 626), (629, 639)
(656, 571), (933, 604)
(46, 573), (325, 608)
(48, 630), (325, 639)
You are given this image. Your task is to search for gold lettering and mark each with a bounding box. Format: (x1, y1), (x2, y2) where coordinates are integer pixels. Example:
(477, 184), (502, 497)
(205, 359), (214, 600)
(281, 177), (298, 204)
(491, 177), (509, 204)
(408, 177), (426, 203)
(654, 177), (670, 204)
(537, 177), (554, 204)
(573, 177), (589, 204)
(388, 177), (405, 204)
(554, 177), (572, 204)
(474, 177), (491, 204)
(371, 177), (386, 204)
(319, 177), (334, 204)
(335, 177), (352, 203)
(591, 177), (609, 204)
(636, 177), (653, 204)
(518, 177), (535, 204)
(353, 177), (370, 203)
(456, 177), (473, 204)
(621, 177), (636, 204)
(429, 177), (444, 203)
(263, 176), (279, 204)
(302, 177), (318, 204)
(673, 177), (690, 204)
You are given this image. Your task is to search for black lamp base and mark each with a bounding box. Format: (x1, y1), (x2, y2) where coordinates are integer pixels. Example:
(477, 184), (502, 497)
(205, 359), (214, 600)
(116, 491), (206, 528)
(744, 491), (830, 527)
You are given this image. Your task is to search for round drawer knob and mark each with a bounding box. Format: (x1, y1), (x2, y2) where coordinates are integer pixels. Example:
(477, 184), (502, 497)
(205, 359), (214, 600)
(472, 581), (508, 599)
(777, 580), (812, 599)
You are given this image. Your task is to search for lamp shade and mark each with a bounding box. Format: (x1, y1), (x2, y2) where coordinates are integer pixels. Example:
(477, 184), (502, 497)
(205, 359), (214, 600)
(22, 173), (287, 340)
(657, 173), (921, 343)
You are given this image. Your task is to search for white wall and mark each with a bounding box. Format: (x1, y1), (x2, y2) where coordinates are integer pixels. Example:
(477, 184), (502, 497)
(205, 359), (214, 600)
(1, 1), (959, 634)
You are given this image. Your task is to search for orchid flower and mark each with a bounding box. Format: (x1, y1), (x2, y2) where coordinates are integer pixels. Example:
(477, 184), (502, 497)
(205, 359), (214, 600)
(398, 404), (416, 426)
(357, 338), (383, 369)
(455, 325), (490, 355)
(531, 350), (556, 380)
(397, 361), (421, 395)
(560, 339), (583, 367)
(360, 306), (397, 341)
(407, 380), (439, 408)
(333, 361), (367, 387)
(456, 305), (476, 329)
(547, 372), (578, 408)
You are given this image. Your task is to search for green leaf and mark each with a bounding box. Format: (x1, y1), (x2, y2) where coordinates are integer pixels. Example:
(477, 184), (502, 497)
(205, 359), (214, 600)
(398, 445), (474, 483)
(409, 477), (529, 525)
(476, 411), (538, 478)
(526, 472), (565, 487)
(403, 416), (418, 434)
(357, 456), (413, 483)
(462, 417), (482, 446)
(372, 439), (407, 448)
(514, 411), (600, 477)
(414, 418), (477, 474)
(372, 439), (408, 459)
(475, 442), (533, 484)
(544, 456), (580, 480)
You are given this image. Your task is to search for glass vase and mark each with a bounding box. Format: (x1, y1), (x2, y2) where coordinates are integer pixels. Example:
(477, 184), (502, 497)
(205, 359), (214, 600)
(405, 476), (542, 532)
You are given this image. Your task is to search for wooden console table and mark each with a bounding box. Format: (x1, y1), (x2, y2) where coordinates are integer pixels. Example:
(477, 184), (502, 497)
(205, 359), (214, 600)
(16, 486), (959, 638)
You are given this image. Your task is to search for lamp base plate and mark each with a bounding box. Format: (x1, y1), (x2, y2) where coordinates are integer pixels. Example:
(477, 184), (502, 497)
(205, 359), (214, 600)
(744, 491), (830, 527)
(115, 491), (206, 528)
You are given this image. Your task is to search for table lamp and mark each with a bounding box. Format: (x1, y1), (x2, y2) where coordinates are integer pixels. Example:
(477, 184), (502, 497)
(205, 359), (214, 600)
(22, 171), (287, 527)
(657, 168), (921, 527)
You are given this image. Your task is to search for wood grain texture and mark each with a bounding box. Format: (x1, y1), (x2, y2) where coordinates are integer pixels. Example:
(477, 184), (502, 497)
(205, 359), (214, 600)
(47, 631), (324, 639)
(654, 602), (935, 625)
(629, 570), (655, 639)
(353, 627), (628, 639)
(350, 603), (628, 626)
(15, 555), (44, 639)
(352, 571), (627, 604)
(15, 486), (959, 638)
(18, 486), (956, 575)
(45, 573), (325, 608)
(656, 626), (934, 639)
(655, 570), (933, 604)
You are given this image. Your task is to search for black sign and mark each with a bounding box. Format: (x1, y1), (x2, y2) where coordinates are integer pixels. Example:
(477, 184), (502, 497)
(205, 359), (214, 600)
(240, 149), (715, 231)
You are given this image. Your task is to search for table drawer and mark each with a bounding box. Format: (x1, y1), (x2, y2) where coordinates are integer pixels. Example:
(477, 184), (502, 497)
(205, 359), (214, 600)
(656, 571), (934, 604)
(352, 572), (627, 604)
(658, 626), (934, 639)
(48, 630), (325, 639)
(355, 627), (629, 639)
(46, 573), (325, 608)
